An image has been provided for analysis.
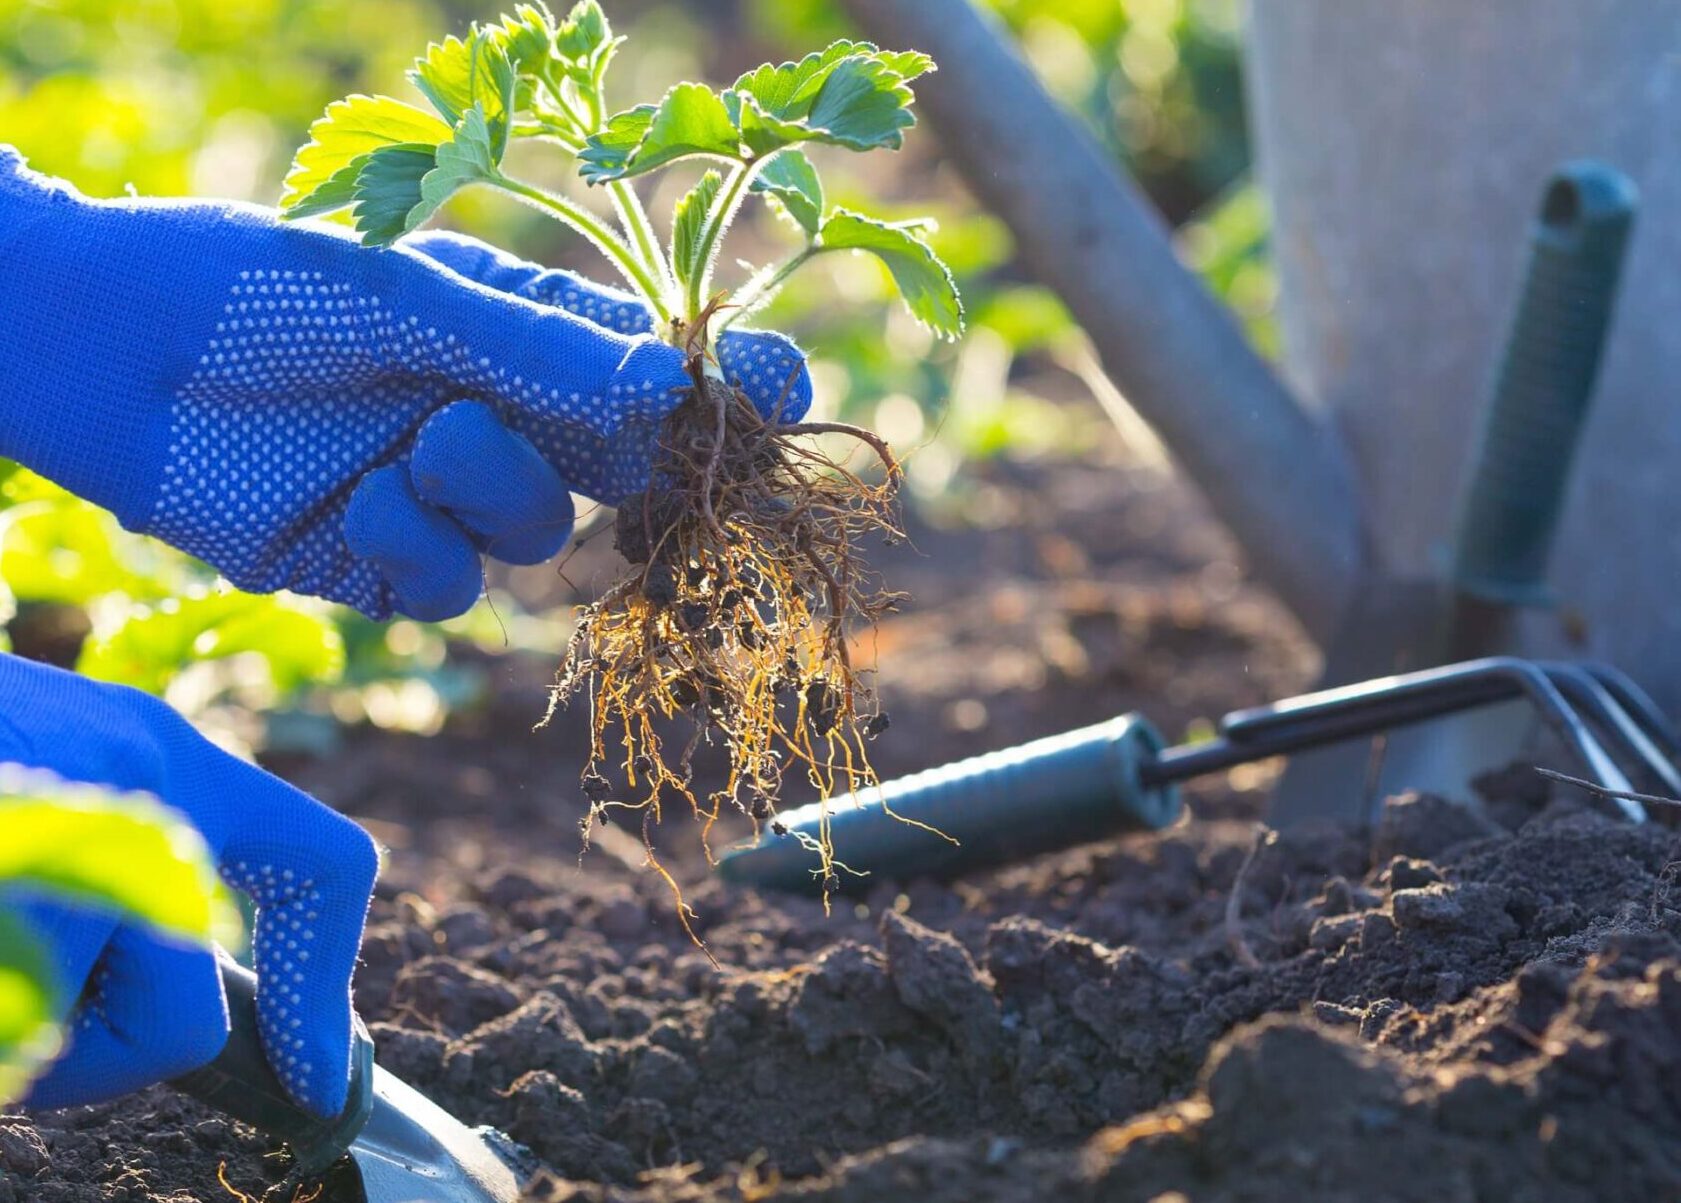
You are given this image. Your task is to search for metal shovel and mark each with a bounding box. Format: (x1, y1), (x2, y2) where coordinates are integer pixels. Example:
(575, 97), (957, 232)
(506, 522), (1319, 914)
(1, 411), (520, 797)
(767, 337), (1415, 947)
(1268, 160), (1638, 826)
(171, 952), (526, 1203)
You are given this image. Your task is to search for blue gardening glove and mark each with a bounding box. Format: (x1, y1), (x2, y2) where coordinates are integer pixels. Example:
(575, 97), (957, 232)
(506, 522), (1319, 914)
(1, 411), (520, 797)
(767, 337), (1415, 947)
(399, 229), (814, 423)
(0, 146), (810, 621)
(0, 653), (377, 1119)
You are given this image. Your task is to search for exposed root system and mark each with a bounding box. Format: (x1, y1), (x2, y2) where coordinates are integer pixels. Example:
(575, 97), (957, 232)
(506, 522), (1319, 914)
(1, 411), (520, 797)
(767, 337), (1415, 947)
(545, 330), (904, 929)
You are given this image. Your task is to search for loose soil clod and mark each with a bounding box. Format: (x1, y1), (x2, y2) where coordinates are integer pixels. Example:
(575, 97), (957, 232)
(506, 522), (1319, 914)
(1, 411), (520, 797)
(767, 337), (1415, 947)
(547, 333), (905, 922)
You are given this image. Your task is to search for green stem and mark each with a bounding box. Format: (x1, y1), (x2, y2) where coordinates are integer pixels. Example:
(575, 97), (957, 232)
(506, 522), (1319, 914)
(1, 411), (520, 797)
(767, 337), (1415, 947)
(687, 161), (756, 325)
(610, 181), (673, 305)
(490, 173), (672, 322)
(513, 120), (584, 152)
(535, 71), (671, 309)
(718, 246), (819, 333)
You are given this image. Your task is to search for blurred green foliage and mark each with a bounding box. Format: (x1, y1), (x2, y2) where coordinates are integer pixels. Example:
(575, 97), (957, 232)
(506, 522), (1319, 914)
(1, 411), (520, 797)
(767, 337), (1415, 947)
(0, 0), (1274, 717)
(0, 770), (235, 1102)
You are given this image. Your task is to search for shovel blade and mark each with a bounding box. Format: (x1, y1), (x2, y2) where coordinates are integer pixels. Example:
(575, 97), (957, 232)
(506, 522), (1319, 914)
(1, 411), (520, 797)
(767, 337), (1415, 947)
(348, 1065), (525, 1203)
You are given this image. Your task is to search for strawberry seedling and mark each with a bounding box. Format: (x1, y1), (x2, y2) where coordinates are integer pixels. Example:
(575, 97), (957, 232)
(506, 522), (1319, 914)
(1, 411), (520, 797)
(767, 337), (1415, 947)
(282, 2), (962, 914)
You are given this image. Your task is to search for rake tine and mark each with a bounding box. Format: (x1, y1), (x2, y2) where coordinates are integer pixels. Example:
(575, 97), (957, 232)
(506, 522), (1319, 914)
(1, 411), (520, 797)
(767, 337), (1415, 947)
(1539, 664), (1681, 801)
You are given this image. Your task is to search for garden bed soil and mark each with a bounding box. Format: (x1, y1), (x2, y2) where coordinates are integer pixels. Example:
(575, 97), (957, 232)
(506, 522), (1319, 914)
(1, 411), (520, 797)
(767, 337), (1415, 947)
(7, 456), (1680, 1202)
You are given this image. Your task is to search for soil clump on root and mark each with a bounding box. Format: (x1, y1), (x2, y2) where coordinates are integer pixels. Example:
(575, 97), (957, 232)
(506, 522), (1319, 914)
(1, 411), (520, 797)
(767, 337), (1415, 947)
(549, 355), (904, 916)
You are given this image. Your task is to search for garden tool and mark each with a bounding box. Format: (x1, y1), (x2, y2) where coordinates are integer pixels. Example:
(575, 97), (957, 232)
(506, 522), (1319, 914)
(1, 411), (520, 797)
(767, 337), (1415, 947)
(1268, 160), (1638, 826)
(715, 655), (1677, 895)
(172, 951), (527, 1203)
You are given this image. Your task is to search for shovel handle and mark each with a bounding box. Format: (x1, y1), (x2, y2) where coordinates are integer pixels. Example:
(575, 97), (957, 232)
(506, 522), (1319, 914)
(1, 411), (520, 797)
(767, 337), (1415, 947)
(169, 948), (374, 1176)
(1449, 161), (1637, 606)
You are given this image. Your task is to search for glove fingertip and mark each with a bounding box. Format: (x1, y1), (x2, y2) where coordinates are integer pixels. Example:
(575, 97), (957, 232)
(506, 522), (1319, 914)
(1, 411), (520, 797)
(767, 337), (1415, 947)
(718, 330), (813, 424)
(345, 465), (484, 622)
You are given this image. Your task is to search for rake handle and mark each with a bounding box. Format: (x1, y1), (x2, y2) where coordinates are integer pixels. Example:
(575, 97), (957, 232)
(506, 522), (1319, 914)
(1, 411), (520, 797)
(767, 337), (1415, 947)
(715, 714), (1180, 895)
(1449, 161), (1637, 606)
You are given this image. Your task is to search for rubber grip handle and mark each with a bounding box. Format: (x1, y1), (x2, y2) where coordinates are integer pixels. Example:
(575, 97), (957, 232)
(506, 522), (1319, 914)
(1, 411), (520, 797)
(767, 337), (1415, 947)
(1449, 160), (1637, 605)
(715, 713), (1181, 895)
(169, 948), (373, 1176)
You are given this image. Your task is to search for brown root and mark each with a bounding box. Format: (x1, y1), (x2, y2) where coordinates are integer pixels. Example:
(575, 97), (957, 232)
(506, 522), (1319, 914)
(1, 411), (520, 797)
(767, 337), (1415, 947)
(546, 337), (904, 923)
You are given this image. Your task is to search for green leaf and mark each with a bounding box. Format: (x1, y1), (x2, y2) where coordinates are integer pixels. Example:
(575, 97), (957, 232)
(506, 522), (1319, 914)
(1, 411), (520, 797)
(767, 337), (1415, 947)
(78, 592), (345, 698)
(728, 92), (811, 158)
(874, 50), (936, 83)
(350, 143), (437, 245)
(803, 57), (919, 152)
(732, 41), (933, 120)
(408, 27), (516, 154)
(750, 149), (824, 235)
(581, 83), (741, 182)
(555, 0), (609, 60)
(671, 169), (724, 290)
(419, 105), (497, 213)
(725, 44), (925, 157)
(0, 496), (168, 605)
(0, 909), (61, 1105)
(819, 209), (965, 338)
(0, 780), (232, 942)
(577, 104), (655, 183)
(732, 40), (870, 119)
(280, 94), (452, 218)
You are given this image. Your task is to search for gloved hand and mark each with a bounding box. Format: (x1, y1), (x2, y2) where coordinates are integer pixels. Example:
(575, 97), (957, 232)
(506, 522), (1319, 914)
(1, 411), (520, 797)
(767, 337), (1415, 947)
(0, 146), (811, 621)
(0, 652), (377, 1119)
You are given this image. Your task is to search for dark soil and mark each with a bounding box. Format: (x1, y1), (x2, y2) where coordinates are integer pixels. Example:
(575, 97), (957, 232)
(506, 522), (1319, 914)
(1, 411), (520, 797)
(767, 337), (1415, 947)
(8, 456), (1680, 1202)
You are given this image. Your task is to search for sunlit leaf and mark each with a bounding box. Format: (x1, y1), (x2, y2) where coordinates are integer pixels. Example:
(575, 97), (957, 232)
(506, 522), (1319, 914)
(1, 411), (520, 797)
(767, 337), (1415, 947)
(819, 209), (965, 338)
(0, 779), (232, 943)
(78, 592), (345, 698)
(802, 57), (919, 152)
(419, 105), (497, 213)
(873, 50), (936, 83)
(409, 27), (515, 155)
(0, 910), (61, 1105)
(731, 40), (872, 118)
(0, 498), (168, 605)
(280, 94), (451, 218)
(751, 149), (824, 235)
(725, 46), (924, 157)
(671, 170), (724, 290)
(728, 92), (811, 158)
(581, 83), (741, 182)
(577, 104), (655, 183)
(350, 142), (437, 245)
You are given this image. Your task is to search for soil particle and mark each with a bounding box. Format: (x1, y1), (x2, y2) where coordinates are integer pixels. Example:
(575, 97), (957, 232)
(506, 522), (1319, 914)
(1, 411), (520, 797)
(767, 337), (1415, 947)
(387, 955), (525, 1035)
(880, 911), (1002, 1066)
(1371, 790), (1503, 864)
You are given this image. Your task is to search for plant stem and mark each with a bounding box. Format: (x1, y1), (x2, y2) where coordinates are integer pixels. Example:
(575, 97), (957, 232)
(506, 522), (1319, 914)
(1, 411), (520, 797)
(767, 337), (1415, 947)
(514, 119), (584, 151)
(719, 246), (819, 333)
(534, 70), (672, 313)
(490, 173), (672, 322)
(611, 181), (674, 305)
(687, 162), (757, 325)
